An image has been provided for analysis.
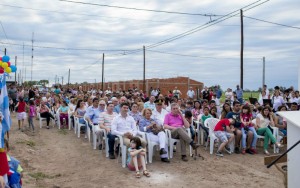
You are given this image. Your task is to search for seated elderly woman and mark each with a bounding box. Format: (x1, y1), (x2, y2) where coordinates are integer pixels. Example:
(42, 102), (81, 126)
(138, 108), (170, 163)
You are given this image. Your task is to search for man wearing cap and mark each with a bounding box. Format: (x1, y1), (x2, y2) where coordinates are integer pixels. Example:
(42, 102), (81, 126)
(164, 103), (199, 161)
(144, 96), (156, 111)
(151, 99), (168, 126)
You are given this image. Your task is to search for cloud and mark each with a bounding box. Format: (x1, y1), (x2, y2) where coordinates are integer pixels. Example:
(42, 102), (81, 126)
(0, 0), (299, 90)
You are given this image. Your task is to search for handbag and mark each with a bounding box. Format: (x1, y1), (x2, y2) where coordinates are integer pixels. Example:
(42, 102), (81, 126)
(151, 124), (164, 135)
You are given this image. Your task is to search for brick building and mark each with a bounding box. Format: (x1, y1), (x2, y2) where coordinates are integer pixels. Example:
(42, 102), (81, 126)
(79, 77), (204, 99)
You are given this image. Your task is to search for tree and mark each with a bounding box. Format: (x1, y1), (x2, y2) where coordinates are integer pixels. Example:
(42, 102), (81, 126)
(39, 79), (49, 86)
(23, 81), (38, 87)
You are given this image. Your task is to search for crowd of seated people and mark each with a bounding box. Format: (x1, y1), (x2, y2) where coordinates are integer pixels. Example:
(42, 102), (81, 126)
(2, 83), (295, 181)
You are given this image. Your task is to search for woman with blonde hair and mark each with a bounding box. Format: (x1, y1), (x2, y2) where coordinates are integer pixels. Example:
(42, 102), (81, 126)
(138, 108), (169, 163)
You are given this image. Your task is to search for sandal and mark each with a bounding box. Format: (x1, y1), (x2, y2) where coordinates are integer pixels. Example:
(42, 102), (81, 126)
(276, 143), (284, 148)
(143, 170), (151, 177)
(264, 150), (270, 156)
(135, 171), (141, 178)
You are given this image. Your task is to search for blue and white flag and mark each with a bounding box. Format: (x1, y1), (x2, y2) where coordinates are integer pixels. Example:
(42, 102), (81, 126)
(0, 73), (11, 148)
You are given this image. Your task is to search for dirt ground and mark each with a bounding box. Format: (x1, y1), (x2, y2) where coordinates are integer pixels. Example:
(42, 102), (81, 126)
(6, 114), (285, 188)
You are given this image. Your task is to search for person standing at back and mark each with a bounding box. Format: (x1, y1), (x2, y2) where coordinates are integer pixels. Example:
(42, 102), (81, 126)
(173, 87), (182, 99)
(235, 85), (244, 104)
(187, 87), (195, 101)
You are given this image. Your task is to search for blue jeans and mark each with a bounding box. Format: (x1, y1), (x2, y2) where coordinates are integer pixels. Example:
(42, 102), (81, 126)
(280, 129), (287, 136)
(28, 116), (34, 130)
(238, 98), (244, 104)
(200, 123), (209, 142)
(241, 126), (257, 148)
(107, 133), (117, 155)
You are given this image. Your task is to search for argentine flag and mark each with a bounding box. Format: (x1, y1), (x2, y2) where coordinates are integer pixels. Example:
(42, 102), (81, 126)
(0, 73), (11, 148)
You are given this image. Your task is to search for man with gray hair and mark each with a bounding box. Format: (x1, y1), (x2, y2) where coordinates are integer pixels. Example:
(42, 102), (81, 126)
(164, 103), (199, 161)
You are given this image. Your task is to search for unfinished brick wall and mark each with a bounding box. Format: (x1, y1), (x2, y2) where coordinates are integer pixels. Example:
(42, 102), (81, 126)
(73, 77), (203, 99)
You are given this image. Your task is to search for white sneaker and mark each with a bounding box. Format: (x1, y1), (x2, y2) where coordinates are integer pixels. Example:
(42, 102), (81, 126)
(216, 151), (224, 157)
(224, 147), (232, 154)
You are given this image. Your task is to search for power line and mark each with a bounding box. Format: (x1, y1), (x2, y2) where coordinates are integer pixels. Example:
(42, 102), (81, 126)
(0, 20), (12, 52)
(244, 15), (300, 30)
(59, 0), (222, 17)
(145, 0), (270, 50)
(0, 41), (134, 52)
(0, 3), (211, 26)
(107, 0), (270, 57)
(147, 49), (260, 59)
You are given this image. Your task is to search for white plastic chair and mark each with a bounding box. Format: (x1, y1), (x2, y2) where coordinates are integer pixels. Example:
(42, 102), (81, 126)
(75, 116), (88, 139)
(83, 115), (91, 142)
(92, 125), (101, 150)
(38, 113), (47, 128)
(116, 135), (128, 168)
(55, 110), (61, 130)
(100, 128), (109, 157)
(145, 132), (167, 163)
(257, 126), (279, 153)
(38, 112), (55, 128)
(117, 131), (147, 168)
(204, 118), (220, 155)
(165, 128), (192, 159)
(204, 118), (235, 155)
(68, 109), (74, 131)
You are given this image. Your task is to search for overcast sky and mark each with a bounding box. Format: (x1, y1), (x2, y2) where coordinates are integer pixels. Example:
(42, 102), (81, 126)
(0, 0), (299, 90)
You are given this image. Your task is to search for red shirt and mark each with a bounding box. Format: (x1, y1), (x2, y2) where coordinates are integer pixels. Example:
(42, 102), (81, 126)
(214, 119), (230, 131)
(17, 101), (26, 113)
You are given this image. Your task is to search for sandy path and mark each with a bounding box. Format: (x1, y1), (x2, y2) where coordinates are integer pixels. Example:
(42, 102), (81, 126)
(7, 116), (284, 188)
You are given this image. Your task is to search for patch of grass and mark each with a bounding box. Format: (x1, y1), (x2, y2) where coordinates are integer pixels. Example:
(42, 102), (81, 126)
(16, 140), (36, 147)
(220, 91), (260, 103)
(26, 140), (36, 147)
(58, 129), (68, 135)
(29, 172), (62, 180)
(29, 172), (50, 180)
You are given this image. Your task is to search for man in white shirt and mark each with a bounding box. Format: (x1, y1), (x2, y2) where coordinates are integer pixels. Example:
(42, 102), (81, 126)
(173, 86), (182, 98)
(144, 96), (156, 111)
(151, 99), (168, 126)
(105, 87), (112, 95)
(187, 87), (195, 100)
(225, 88), (233, 102)
(263, 85), (270, 98)
(151, 88), (158, 97)
(111, 102), (147, 155)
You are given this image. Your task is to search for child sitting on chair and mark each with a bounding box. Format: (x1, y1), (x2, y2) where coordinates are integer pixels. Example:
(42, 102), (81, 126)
(127, 137), (150, 178)
(213, 118), (235, 157)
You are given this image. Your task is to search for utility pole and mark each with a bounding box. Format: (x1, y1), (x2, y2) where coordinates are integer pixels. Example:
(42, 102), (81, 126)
(4, 48), (6, 55)
(22, 42), (24, 84)
(24, 67), (26, 82)
(262, 57), (265, 87)
(31, 32), (34, 81)
(14, 56), (17, 84)
(61, 76), (64, 85)
(101, 53), (104, 92)
(240, 9), (244, 89)
(68, 68), (70, 86)
(143, 46), (146, 93)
